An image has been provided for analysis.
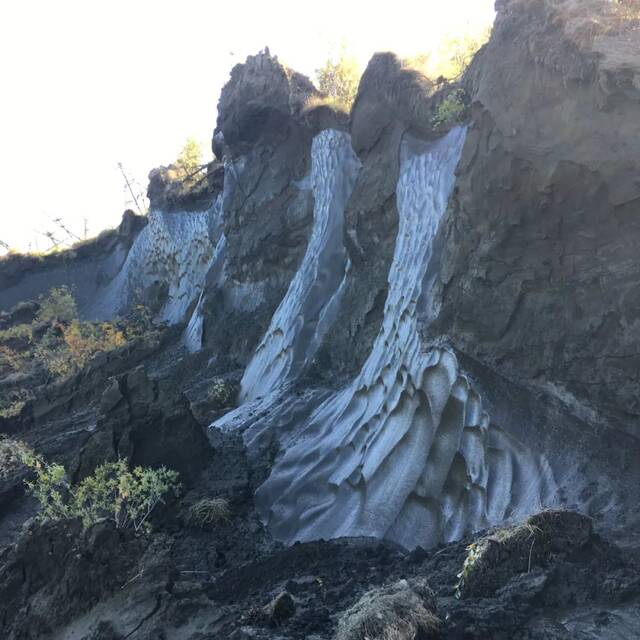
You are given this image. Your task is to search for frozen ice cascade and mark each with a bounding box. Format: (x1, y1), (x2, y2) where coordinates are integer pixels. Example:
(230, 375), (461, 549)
(247, 127), (557, 549)
(183, 233), (227, 353)
(239, 129), (361, 402)
(90, 195), (224, 325)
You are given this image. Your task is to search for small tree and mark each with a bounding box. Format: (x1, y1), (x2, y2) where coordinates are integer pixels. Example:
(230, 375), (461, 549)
(315, 46), (361, 110)
(405, 24), (492, 80)
(175, 138), (203, 177)
(445, 26), (492, 79)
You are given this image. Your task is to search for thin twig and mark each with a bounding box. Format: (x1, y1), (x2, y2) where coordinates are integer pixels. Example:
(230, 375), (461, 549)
(528, 538), (536, 573)
(121, 568), (144, 590)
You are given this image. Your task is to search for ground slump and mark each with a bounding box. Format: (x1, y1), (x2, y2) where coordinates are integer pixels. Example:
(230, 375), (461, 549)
(252, 127), (557, 549)
(92, 196), (224, 324)
(240, 130), (361, 402)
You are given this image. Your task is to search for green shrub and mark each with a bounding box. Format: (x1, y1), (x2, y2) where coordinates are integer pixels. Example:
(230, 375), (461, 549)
(0, 388), (33, 418)
(36, 286), (78, 324)
(0, 437), (33, 478)
(61, 320), (126, 369)
(447, 28), (491, 78)
(1, 292), (154, 412)
(0, 345), (24, 375)
(0, 323), (33, 344)
(22, 455), (181, 534)
(432, 89), (467, 128)
(188, 497), (230, 527)
(23, 454), (73, 521)
(31, 292), (128, 379)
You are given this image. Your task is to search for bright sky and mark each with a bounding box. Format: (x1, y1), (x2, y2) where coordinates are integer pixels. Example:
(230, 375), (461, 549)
(0, 0), (495, 254)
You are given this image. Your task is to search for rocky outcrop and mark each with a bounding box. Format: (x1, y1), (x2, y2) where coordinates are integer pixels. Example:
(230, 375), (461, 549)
(0, 505), (635, 639)
(431, 0), (640, 437)
(0, 520), (146, 639)
(92, 366), (212, 483)
(199, 51), (322, 366)
(319, 53), (443, 377)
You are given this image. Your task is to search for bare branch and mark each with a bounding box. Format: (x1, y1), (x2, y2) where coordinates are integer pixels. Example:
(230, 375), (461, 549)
(118, 162), (145, 214)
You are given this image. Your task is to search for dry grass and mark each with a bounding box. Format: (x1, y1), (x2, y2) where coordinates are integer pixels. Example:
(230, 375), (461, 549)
(559, 0), (640, 50)
(610, 0), (640, 21)
(456, 510), (593, 598)
(335, 580), (441, 640)
(302, 94), (351, 116)
(188, 497), (231, 527)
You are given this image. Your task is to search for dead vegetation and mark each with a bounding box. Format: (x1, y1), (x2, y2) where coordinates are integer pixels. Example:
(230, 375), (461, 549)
(455, 510), (593, 598)
(335, 579), (441, 640)
(302, 93), (351, 116)
(187, 497), (231, 527)
(551, 0), (640, 51)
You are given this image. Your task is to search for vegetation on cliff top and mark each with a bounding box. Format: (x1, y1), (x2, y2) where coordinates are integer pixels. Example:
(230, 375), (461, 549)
(432, 88), (468, 128)
(310, 24), (490, 118)
(403, 25), (491, 80)
(314, 46), (361, 111)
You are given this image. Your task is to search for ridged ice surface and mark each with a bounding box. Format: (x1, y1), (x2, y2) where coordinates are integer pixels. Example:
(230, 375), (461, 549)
(252, 128), (557, 549)
(91, 195), (223, 324)
(183, 232), (227, 352)
(240, 130), (361, 402)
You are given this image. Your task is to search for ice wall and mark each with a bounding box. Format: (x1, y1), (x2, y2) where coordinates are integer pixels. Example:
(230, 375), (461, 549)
(90, 195), (223, 324)
(183, 233), (227, 353)
(251, 128), (557, 549)
(239, 129), (361, 402)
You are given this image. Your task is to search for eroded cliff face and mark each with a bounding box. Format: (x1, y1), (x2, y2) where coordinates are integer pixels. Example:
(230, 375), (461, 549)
(318, 53), (451, 378)
(0, 212), (148, 318)
(239, 129), (361, 402)
(431, 0), (640, 438)
(250, 128), (556, 550)
(1, 2), (640, 638)
(198, 51), (326, 367)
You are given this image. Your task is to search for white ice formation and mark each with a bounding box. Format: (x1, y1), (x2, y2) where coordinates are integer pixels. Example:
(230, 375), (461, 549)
(91, 195), (224, 326)
(246, 127), (557, 549)
(239, 129), (361, 402)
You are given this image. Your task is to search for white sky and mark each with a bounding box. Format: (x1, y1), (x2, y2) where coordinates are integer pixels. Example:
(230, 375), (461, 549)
(0, 0), (495, 253)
